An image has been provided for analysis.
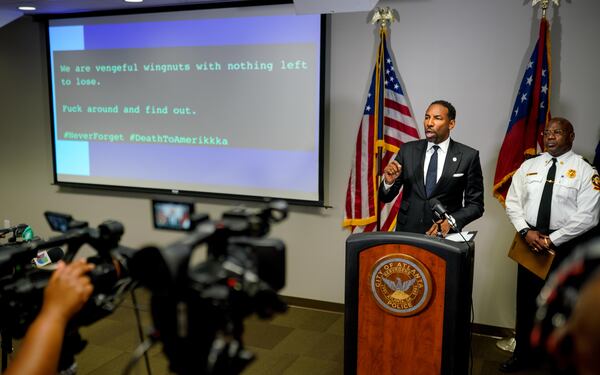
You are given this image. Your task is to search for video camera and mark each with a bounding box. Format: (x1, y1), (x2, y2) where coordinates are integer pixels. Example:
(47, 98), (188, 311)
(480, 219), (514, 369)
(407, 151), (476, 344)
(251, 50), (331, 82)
(132, 200), (288, 374)
(0, 200), (288, 375)
(0, 214), (130, 328)
(0, 212), (135, 371)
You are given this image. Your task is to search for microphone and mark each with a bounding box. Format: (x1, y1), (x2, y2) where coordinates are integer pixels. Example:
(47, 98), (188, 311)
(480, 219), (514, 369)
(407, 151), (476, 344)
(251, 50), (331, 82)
(430, 200), (473, 252)
(32, 247), (64, 268)
(430, 200), (458, 230)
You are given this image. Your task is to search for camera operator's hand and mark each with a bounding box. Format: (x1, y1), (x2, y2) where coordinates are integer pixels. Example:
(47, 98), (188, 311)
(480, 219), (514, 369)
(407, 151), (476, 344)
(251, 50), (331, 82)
(43, 259), (95, 323)
(5, 259), (94, 375)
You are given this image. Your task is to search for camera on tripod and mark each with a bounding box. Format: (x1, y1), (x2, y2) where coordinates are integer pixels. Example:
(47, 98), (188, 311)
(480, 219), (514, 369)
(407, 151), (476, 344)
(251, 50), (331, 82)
(0, 200), (288, 375)
(0, 211), (136, 372)
(133, 200), (288, 374)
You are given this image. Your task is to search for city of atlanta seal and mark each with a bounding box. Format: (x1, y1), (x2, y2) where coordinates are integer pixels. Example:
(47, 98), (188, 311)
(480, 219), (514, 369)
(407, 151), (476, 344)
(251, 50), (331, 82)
(370, 254), (433, 317)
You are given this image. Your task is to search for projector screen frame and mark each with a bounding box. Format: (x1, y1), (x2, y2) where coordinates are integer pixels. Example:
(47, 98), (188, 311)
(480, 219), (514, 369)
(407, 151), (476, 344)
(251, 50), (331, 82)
(42, 1), (326, 207)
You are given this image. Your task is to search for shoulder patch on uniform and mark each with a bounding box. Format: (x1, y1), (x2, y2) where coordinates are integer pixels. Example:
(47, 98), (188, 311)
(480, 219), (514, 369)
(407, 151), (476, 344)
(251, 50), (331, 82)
(592, 173), (600, 191)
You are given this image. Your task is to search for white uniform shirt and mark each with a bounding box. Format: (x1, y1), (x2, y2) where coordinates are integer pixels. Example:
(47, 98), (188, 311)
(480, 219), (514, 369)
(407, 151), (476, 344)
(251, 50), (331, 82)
(505, 150), (600, 246)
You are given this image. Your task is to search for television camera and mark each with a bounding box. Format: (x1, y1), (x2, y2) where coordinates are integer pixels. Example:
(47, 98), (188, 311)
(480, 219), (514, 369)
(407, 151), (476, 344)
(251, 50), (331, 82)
(0, 200), (288, 375)
(0, 212), (134, 372)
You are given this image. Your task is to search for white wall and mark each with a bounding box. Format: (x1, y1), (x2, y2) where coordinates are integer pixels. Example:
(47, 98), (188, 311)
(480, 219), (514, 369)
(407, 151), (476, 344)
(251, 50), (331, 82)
(0, 0), (599, 329)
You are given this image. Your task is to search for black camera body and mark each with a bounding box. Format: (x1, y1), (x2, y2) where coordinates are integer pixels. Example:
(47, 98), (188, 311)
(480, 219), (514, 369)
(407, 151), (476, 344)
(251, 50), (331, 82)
(0, 218), (130, 334)
(0, 201), (288, 375)
(133, 201), (288, 374)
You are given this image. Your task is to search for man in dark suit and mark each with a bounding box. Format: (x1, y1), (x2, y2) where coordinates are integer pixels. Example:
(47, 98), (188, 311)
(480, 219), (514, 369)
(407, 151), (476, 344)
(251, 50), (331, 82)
(379, 100), (484, 235)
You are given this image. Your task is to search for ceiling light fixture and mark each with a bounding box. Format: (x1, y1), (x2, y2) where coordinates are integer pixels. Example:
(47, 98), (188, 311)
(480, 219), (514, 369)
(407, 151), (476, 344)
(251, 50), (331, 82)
(18, 6), (36, 11)
(124, 0), (144, 3)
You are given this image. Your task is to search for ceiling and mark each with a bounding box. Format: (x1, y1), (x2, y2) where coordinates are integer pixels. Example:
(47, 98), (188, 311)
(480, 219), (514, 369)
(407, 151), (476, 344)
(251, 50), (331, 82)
(0, 0), (378, 28)
(0, 0), (284, 28)
(0, 0), (266, 15)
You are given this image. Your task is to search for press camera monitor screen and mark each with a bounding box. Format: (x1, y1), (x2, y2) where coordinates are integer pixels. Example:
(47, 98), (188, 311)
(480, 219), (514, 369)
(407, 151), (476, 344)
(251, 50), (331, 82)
(152, 200), (194, 231)
(46, 4), (325, 205)
(44, 211), (73, 233)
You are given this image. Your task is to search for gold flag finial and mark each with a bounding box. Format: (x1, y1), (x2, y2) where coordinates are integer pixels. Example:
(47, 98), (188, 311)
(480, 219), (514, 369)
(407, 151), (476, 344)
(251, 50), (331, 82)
(369, 7), (397, 29)
(532, 0), (560, 19)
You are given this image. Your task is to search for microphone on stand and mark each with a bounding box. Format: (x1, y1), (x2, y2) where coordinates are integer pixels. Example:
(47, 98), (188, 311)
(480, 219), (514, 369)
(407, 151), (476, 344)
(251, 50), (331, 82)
(430, 200), (458, 231)
(429, 200), (473, 252)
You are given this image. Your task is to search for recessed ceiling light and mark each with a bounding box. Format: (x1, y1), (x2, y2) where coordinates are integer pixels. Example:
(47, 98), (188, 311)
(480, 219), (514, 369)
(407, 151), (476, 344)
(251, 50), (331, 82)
(124, 0), (144, 3)
(18, 6), (36, 11)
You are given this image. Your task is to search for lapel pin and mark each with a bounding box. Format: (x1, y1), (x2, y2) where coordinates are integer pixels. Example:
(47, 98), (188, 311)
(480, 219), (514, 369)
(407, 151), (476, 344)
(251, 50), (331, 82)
(452, 157), (457, 162)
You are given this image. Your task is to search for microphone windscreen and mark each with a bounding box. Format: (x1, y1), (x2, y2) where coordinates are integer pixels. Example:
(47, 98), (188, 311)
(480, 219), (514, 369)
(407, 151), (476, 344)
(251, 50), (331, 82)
(33, 247), (65, 268)
(46, 247), (65, 263)
(434, 203), (447, 214)
(431, 200), (447, 214)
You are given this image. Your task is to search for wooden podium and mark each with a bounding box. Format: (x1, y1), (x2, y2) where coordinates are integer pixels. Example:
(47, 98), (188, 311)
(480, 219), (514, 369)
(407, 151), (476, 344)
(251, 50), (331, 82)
(344, 232), (474, 375)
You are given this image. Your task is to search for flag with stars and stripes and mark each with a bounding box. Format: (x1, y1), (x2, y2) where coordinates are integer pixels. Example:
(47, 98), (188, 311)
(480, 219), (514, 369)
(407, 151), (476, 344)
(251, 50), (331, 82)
(493, 18), (551, 205)
(343, 28), (419, 233)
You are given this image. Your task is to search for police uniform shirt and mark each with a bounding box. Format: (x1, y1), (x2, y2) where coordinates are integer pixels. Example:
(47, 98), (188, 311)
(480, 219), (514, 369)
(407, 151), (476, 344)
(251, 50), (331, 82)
(506, 150), (600, 246)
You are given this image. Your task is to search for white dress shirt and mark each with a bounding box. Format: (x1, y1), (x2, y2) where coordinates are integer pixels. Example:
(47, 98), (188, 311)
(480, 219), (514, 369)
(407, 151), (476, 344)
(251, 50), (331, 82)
(505, 150), (600, 246)
(423, 137), (450, 185)
(383, 137), (451, 190)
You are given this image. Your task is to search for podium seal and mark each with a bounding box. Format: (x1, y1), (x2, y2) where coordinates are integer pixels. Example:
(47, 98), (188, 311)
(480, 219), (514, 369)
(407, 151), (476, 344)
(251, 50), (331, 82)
(370, 254), (433, 316)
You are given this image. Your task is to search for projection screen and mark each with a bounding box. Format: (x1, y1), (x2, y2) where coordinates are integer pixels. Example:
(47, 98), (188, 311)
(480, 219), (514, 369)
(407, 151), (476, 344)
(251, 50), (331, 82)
(47, 4), (324, 205)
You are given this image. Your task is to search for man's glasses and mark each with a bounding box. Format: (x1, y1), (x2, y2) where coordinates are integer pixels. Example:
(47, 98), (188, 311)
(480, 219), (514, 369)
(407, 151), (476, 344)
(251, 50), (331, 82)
(541, 129), (569, 137)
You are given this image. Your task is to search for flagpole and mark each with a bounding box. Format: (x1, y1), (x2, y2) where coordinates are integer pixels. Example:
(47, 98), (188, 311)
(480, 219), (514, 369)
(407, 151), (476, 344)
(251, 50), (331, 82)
(495, 0), (560, 352)
(532, 0), (560, 19)
(370, 7), (397, 231)
(532, 0), (559, 149)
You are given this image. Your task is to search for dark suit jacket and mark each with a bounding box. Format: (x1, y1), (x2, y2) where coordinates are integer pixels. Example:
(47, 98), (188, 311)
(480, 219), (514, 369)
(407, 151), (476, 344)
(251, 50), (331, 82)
(379, 139), (484, 234)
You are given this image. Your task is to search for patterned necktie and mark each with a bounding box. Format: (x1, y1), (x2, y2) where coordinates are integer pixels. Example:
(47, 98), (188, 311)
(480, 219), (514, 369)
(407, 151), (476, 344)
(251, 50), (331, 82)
(425, 145), (439, 197)
(535, 157), (557, 234)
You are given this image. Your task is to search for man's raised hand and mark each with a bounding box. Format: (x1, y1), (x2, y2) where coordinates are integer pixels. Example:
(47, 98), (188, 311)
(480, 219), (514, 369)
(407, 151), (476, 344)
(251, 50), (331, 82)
(383, 160), (402, 184)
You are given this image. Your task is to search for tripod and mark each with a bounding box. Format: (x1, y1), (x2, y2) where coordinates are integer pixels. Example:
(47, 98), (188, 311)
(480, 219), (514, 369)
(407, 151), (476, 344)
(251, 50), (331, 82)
(1, 329), (14, 373)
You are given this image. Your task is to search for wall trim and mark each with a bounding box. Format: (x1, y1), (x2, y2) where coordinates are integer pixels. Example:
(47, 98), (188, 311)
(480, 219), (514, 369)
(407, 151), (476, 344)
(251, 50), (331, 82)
(281, 296), (514, 339)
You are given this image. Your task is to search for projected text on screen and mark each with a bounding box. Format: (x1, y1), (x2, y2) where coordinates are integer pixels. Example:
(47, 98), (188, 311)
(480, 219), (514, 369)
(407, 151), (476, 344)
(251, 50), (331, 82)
(48, 8), (323, 203)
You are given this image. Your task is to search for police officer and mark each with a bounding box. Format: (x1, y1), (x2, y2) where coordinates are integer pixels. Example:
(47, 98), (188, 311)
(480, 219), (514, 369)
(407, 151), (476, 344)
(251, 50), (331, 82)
(501, 117), (600, 372)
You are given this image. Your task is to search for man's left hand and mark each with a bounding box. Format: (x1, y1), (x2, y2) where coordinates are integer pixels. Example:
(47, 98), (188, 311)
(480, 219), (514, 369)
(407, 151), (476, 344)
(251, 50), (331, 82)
(426, 219), (451, 237)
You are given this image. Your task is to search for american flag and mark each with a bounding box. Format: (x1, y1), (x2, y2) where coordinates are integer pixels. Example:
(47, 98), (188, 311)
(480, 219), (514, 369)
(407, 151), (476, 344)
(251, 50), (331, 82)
(493, 18), (551, 204)
(343, 31), (419, 233)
